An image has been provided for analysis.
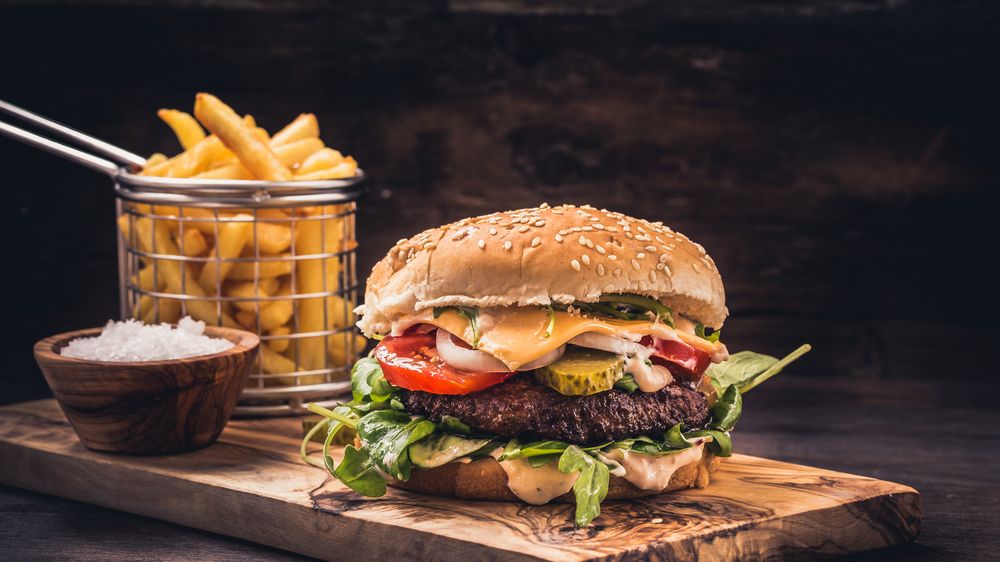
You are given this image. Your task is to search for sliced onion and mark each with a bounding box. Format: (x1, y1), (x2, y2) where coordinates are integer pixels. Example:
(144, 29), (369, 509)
(435, 329), (509, 372)
(516, 345), (566, 371)
(568, 332), (651, 358)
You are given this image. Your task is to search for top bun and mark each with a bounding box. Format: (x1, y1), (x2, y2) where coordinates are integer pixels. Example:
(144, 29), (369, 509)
(357, 204), (727, 335)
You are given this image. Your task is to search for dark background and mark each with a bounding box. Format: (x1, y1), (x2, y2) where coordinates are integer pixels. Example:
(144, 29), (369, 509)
(4, 0), (999, 403)
(2, 1), (1000, 559)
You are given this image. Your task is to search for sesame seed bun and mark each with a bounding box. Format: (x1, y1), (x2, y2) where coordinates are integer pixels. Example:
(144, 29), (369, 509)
(390, 450), (720, 502)
(356, 204), (727, 335)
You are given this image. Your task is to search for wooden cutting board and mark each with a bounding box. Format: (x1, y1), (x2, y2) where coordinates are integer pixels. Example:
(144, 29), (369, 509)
(0, 399), (919, 561)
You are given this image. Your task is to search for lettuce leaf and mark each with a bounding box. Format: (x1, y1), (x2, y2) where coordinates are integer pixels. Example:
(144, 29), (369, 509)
(707, 344), (811, 394)
(558, 446), (610, 527)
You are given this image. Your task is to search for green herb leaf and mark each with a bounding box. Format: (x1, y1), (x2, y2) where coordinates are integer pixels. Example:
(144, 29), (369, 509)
(707, 344), (811, 394)
(709, 385), (742, 432)
(684, 429), (733, 457)
(332, 445), (387, 496)
(663, 423), (693, 449)
(614, 373), (639, 393)
(543, 305), (556, 339)
(438, 415), (472, 435)
(527, 454), (562, 468)
(433, 307), (481, 348)
(356, 410), (437, 480)
(499, 439), (609, 461)
(558, 446), (610, 527)
(695, 323), (721, 342)
(351, 357), (395, 404)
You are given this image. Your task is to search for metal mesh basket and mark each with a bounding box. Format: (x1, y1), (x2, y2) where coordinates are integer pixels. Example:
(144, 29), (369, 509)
(114, 171), (366, 416)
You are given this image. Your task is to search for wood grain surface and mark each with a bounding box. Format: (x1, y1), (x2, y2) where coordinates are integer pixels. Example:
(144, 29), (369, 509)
(0, 399), (919, 561)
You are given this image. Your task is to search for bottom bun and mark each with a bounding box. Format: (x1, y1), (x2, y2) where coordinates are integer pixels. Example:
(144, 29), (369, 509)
(390, 450), (721, 502)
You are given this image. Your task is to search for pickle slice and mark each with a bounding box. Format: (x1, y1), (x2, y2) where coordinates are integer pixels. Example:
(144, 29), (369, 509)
(535, 348), (624, 395)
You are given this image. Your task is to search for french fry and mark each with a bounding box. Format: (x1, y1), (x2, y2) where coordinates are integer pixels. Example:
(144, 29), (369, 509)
(293, 158), (357, 181)
(253, 222), (292, 254)
(229, 255), (293, 279)
(143, 295), (181, 324)
(193, 137), (323, 180)
(157, 109), (206, 149)
(235, 310), (257, 330)
(296, 148), (343, 175)
(259, 280), (293, 331)
(194, 93), (292, 181)
(329, 333), (368, 366)
(180, 228), (209, 256)
(270, 113), (319, 146)
(145, 153), (168, 167)
(225, 277), (280, 312)
(261, 346), (296, 375)
(132, 217), (226, 326)
(142, 116), (253, 178)
(295, 216), (328, 370)
(266, 326), (291, 353)
(197, 214), (253, 292)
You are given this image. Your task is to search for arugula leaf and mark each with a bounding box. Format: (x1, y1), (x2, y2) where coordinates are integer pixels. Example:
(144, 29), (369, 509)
(707, 344), (811, 393)
(558, 446), (610, 527)
(356, 410), (437, 480)
(663, 423), (693, 449)
(709, 385), (742, 432)
(614, 373), (639, 393)
(438, 415), (472, 435)
(332, 445), (387, 496)
(527, 454), (562, 468)
(499, 439), (609, 461)
(351, 357), (395, 404)
(684, 429), (733, 457)
(695, 323), (721, 343)
(433, 306), (481, 348)
(575, 293), (675, 326)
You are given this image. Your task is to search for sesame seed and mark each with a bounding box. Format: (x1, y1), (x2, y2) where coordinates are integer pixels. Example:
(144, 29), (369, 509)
(597, 264), (605, 276)
(503, 241), (512, 251)
(692, 263), (701, 273)
(477, 239), (486, 249)
(637, 252), (645, 259)
(396, 238), (408, 245)
(626, 232), (633, 239)
(623, 225), (631, 232)
(606, 226), (618, 232)
(582, 226), (594, 232)
(631, 259), (641, 271)
(649, 271), (656, 282)
(535, 220), (545, 227)
(540, 202), (550, 208)
(613, 268), (622, 277)
(596, 245), (606, 254)
(582, 254), (591, 265)
(645, 245), (657, 252)
(518, 225), (530, 233)
(531, 236), (541, 247)
(397, 250), (406, 260)
(489, 227), (497, 235)
(656, 263), (665, 271)
(570, 259), (581, 272)
(593, 224), (605, 230)
(579, 236), (588, 245)
(520, 218), (530, 224)
(558, 229), (569, 235)
(608, 254), (617, 261)
(659, 253), (669, 263)
(424, 242), (436, 249)
(663, 265), (672, 275)
(555, 234), (564, 243)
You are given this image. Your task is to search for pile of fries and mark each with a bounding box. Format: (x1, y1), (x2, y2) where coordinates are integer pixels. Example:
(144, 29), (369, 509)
(118, 93), (365, 385)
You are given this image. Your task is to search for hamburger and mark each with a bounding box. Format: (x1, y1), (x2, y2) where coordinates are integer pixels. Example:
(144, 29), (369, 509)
(303, 204), (809, 526)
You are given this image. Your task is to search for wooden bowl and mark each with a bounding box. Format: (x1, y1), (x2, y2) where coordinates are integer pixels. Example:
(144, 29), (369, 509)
(34, 326), (259, 454)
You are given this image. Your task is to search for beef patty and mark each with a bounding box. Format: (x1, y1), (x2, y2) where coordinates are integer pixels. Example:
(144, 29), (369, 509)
(398, 376), (711, 444)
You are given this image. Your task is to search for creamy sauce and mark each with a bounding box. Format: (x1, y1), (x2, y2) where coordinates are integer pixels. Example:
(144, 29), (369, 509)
(392, 307), (728, 370)
(623, 354), (674, 393)
(496, 457), (579, 505)
(606, 442), (706, 491)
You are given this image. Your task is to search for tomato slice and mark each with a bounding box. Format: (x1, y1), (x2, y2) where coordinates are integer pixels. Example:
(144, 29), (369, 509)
(641, 336), (712, 382)
(374, 334), (517, 395)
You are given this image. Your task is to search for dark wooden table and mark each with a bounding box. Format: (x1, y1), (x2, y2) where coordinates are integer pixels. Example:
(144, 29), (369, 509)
(1, 377), (996, 561)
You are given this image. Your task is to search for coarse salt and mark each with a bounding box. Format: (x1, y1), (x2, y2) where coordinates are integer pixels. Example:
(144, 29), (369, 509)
(61, 317), (235, 362)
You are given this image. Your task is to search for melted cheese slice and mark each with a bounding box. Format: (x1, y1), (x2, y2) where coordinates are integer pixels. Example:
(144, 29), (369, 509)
(392, 307), (728, 370)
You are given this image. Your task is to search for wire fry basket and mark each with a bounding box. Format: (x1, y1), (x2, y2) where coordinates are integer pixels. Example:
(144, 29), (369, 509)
(114, 172), (366, 416)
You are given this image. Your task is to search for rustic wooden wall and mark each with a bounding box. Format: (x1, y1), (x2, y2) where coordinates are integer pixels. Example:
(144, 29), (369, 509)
(2, 0), (998, 402)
